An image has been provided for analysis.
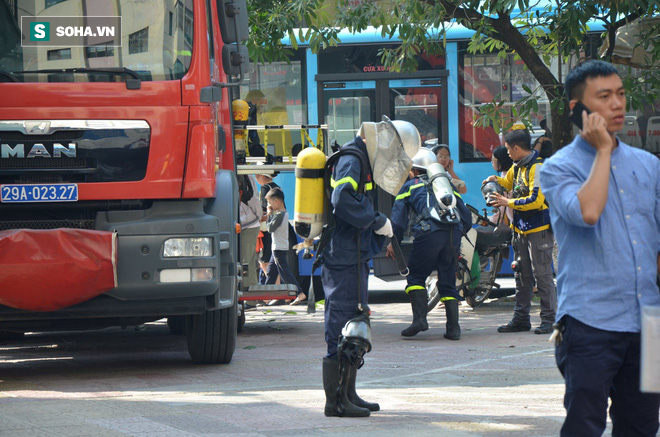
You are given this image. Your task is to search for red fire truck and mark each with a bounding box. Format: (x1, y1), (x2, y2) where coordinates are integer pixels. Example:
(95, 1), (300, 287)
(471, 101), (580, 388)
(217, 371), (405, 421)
(0, 0), (248, 364)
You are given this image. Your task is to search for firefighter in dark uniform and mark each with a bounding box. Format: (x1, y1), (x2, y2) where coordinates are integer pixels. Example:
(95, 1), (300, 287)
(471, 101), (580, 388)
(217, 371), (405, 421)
(321, 117), (420, 418)
(387, 147), (468, 341)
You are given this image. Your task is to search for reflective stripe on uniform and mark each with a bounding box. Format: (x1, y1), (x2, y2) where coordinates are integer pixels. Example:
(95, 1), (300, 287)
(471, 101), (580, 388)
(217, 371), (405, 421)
(331, 176), (358, 191)
(395, 182), (425, 201)
(331, 177), (373, 192)
(405, 284), (426, 294)
(440, 296), (457, 302)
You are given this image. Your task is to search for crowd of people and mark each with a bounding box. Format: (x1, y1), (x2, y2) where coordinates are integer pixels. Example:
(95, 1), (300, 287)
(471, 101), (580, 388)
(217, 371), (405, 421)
(317, 59), (659, 434)
(239, 172), (307, 307)
(238, 60), (660, 434)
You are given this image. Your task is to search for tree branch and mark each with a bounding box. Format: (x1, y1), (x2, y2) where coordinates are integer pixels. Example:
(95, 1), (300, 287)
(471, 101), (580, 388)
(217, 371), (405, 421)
(602, 9), (646, 60)
(422, 0), (500, 35)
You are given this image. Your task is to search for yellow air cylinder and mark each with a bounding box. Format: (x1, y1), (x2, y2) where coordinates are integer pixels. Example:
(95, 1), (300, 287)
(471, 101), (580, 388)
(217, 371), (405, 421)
(294, 147), (327, 240)
(232, 99), (249, 154)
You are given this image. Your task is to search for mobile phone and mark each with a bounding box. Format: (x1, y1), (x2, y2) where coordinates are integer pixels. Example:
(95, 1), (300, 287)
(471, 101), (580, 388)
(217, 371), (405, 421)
(569, 101), (591, 130)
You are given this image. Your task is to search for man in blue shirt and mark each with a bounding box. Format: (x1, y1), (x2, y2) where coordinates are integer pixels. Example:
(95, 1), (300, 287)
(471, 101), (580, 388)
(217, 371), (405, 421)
(539, 60), (660, 437)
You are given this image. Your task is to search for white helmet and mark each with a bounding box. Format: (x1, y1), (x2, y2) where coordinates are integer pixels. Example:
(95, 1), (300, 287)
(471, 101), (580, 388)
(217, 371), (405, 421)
(411, 147), (438, 170)
(382, 115), (420, 159)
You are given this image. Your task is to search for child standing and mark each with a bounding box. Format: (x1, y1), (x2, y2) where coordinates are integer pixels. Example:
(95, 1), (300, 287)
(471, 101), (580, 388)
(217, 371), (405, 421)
(265, 188), (304, 304)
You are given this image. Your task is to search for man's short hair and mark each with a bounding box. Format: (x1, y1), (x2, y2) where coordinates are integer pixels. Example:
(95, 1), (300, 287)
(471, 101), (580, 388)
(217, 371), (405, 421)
(565, 60), (620, 101)
(505, 129), (531, 151)
(265, 187), (284, 202)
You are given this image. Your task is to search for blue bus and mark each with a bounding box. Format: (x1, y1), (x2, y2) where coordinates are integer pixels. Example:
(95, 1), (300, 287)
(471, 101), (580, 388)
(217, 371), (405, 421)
(234, 23), (659, 291)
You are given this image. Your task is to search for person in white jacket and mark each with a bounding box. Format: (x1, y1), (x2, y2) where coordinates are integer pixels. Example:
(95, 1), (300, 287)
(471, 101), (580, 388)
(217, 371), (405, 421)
(238, 175), (262, 290)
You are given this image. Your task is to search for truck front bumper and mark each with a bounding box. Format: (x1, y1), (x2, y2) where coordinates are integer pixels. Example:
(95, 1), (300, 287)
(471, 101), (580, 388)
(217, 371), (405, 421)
(0, 199), (238, 322)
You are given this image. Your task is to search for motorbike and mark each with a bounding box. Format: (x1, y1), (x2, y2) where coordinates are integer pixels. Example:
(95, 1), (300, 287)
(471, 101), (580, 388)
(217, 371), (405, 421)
(426, 203), (513, 311)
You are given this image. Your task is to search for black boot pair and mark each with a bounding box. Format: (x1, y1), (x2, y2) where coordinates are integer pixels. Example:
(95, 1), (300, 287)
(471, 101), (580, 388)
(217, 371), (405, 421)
(401, 289), (429, 337)
(323, 357), (379, 417)
(401, 290), (461, 340)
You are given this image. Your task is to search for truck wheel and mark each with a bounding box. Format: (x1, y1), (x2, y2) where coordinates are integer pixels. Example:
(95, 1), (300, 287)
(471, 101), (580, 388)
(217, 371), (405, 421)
(186, 301), (237, 364)
(167, 316), (187, 335)
(237, 302), (246, 333)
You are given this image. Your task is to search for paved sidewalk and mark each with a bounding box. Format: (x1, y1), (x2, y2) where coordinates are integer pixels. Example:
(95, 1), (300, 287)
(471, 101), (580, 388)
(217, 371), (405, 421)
(0, 276), (583, 436)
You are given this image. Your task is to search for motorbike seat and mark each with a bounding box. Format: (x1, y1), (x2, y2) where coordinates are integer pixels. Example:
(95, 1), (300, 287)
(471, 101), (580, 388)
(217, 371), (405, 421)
(475, 225), (511, 252)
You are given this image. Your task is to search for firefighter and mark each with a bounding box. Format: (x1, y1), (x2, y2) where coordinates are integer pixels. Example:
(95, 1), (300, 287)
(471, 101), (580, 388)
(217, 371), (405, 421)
(387, 147), (470, 341)
(320, 116), (419, 417)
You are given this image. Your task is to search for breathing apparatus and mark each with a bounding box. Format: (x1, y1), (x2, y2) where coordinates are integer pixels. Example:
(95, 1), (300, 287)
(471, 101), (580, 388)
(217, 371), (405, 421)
(411, 147), (460, 224)
(294, 147), (327, 242)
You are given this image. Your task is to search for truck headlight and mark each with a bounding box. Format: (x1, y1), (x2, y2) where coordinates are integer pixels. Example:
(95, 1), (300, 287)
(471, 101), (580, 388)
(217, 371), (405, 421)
(163, 238), (212, 257)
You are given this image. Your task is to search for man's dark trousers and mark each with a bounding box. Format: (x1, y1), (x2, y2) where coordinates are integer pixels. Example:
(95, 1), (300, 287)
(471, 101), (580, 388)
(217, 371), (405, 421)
(556, 315), (660, 436)
(322, 262), (369, 359)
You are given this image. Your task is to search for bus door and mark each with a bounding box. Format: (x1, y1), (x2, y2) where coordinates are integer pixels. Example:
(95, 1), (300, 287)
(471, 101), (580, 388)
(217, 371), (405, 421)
(319, 80), (377, 149)
(317, 71), (449, 217)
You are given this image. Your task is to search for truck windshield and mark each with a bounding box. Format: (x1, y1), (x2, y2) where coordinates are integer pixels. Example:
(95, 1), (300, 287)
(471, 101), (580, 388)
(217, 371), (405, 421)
(0, 0), (193, 83)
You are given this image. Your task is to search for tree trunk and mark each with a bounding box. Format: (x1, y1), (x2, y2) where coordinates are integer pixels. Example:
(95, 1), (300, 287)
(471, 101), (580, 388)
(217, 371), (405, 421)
(550, 105), (575, 152)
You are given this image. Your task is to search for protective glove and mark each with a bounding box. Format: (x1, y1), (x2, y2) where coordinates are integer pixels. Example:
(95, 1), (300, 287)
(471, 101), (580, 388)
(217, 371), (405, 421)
(374, 218), (394, 238)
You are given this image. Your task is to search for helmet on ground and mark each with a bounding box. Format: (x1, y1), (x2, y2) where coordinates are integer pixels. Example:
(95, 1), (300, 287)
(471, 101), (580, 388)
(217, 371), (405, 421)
(411, 147), (438, 170)
(382, 115), (420, 159)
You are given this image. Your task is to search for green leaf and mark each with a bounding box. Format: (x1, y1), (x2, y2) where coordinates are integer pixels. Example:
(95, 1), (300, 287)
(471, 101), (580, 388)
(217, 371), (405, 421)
(243, 345), (257, 350)
(288, 30), (298, 50)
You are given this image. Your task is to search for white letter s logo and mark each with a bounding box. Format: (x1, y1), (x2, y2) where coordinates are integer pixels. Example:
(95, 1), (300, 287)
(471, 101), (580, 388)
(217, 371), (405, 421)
(34, 24), (46, 39)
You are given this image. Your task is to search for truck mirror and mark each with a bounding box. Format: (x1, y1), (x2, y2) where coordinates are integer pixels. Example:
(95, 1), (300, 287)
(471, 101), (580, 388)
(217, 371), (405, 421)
(222, 44), (248, 77)
(217, 0), (248, 44)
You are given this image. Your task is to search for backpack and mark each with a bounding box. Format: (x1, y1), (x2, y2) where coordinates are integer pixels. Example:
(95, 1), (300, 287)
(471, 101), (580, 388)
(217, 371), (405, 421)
(512, 155), (548, 207)
(417, 175), (472, 235)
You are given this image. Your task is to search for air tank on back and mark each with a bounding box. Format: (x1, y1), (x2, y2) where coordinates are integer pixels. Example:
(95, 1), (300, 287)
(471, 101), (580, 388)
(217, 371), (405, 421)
(294, 147), (327, 240)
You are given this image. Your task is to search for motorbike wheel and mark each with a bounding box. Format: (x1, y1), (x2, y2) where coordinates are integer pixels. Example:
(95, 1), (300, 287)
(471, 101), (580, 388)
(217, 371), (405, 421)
(426, 275), (441, 313)
(465, 253), (503, 308)
(465, 286), (490, 308)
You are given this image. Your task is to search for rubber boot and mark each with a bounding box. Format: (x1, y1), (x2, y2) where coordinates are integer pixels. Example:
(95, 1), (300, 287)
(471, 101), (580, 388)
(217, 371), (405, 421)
(401, 289), (429, 337)
(322, 357), (370, 417)
(347, 365), (380, 412)
(443, 299), (461, 340)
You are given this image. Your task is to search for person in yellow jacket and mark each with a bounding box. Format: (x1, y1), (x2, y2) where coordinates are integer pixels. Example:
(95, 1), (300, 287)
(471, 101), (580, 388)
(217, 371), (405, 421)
(483, 128), (556, 335)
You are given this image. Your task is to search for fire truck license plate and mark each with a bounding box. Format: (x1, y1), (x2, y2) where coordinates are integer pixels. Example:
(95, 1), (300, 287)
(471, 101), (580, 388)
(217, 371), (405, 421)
(1, 184), (78, 203)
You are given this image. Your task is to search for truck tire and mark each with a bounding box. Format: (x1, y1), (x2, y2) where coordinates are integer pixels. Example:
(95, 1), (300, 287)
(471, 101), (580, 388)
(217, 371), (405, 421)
(167, 316), (187, 335)
(186, 301), (237, 364)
